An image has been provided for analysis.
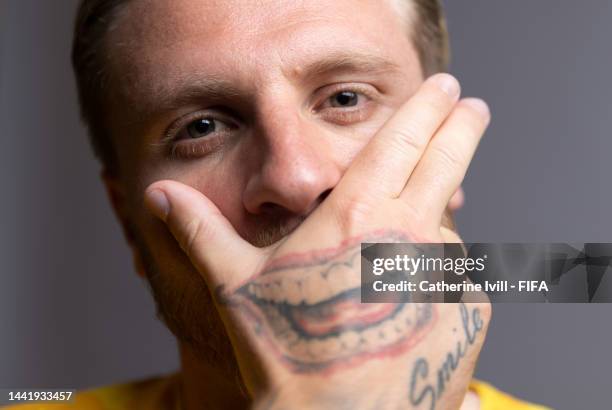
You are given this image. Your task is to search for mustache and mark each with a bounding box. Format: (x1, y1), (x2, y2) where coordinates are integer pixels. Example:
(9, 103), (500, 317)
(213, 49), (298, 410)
(245, 216), (306, 248)
(247, 207), (454, 248)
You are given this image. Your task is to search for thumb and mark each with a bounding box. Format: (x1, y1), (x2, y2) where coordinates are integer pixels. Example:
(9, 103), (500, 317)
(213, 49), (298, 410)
(144, 180), (263, 291)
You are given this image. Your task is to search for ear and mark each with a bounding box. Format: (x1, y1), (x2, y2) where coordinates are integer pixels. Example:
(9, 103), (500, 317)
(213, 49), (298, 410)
(102, 169), (147, 278)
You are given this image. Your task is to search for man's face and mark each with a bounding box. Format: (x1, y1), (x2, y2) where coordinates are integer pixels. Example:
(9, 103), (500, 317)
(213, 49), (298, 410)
(105, 0), (424, 361)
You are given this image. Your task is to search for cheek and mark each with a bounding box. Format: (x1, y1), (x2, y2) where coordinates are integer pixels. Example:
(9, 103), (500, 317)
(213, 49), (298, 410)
(131, 157), (249, 230)
(327, 104), (398, 170)
(144, 218), (195, 275)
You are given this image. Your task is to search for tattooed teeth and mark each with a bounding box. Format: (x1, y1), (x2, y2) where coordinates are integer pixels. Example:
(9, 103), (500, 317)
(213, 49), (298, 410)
(320, 336), (341, 356)
(246, 263), (362, 305)
(303, 273), (327, 304)
(243, 249), (363, 305)
(267, 283), (279, 300)
(309, 339), (327, 356)
(361, 327), (380, 346)
(283, 280), (300, 304)
(277, 328), (299, 345)
(392, 316), (406, 334)
(326, 267), (351, 296)
(289, 341), (309, 357)
(381, 320), (397, 339)
(340, 331), (361, 350)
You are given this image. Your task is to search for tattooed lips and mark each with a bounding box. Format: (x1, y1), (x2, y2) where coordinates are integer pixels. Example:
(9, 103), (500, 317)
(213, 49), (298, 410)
(290, 291), (399, 336)
(233, 249), (432, 371)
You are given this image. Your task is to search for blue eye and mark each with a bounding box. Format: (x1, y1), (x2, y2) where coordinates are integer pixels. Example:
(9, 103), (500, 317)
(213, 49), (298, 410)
(186, 118), (217, 139)
(330, 91), (359, 107)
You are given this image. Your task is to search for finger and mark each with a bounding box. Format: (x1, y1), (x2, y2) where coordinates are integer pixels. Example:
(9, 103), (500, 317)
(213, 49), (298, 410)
(401, 98), (490, 224)
(448, 187), (465, 211)
(441, 226), (463, 244)
(441, 208), (456, 232)
(144, 180), (264, 290)
(336, 73), (461, 199)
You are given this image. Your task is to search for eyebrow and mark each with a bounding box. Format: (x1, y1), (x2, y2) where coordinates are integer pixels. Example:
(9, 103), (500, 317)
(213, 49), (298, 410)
(135, 51), (402, 121)
(289, 51), (403, 81)
(138, 77), (243, 118)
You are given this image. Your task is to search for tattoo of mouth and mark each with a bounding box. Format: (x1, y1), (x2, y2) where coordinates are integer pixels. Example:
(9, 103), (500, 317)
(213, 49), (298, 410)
(219, 232), (436, 373)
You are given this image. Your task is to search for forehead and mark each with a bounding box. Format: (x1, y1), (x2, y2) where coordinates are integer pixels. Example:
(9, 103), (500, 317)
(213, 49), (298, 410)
(109, 0), (417, 91)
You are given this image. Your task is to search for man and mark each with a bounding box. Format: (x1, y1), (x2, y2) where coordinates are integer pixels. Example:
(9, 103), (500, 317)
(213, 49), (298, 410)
(6, 0), (548, 409)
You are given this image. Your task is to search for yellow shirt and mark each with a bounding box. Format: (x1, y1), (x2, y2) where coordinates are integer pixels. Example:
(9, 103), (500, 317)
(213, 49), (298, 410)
(2, 375), (550, 410)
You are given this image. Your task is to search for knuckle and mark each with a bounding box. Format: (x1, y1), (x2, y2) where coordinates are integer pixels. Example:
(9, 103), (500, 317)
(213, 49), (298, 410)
(388, 124), (425, 155)
(331, 195), (373, 234)
(181, 217), (205, 257)
(399, 204), (435, 240)
(433, 144), (465, 171)
(402, 203), (425, 227)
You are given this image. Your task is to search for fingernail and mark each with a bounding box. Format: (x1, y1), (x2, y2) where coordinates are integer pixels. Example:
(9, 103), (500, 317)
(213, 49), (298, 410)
(462, 98), (491, 118)
(431, 73), (460, 97)
(145, 189), (169, 221)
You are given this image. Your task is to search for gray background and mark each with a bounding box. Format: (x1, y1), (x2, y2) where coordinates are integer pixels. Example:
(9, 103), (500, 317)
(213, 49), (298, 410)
(1, 1), (611, 408)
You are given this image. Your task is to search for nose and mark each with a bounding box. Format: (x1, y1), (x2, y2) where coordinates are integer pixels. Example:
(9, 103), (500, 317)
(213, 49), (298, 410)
(242, 108), (341, 217)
